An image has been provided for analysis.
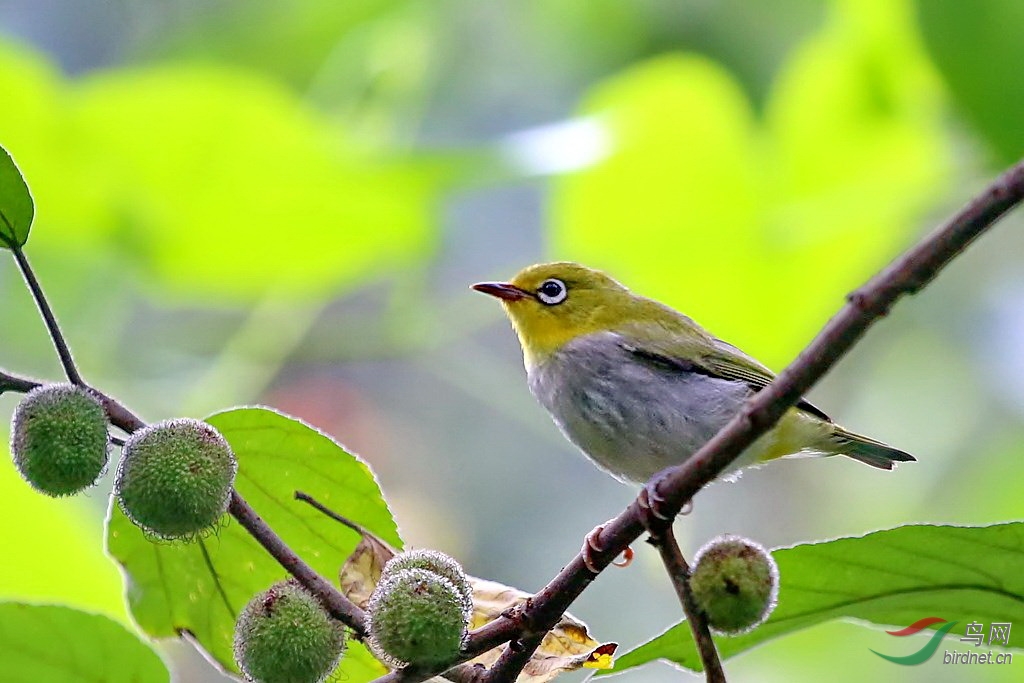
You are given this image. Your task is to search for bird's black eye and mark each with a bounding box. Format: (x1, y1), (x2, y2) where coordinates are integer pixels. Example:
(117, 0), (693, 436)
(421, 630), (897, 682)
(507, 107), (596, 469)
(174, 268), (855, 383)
(536, 278), (567, 305)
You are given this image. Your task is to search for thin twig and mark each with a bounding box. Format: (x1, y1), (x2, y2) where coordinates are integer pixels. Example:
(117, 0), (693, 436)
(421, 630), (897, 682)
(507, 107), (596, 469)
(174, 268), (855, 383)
(0, 369), (40, 395)
(295, 490), (386, 541)
(371, 158), (1024, 683)
(228, 490), (368, 634)
(648, 526), (725, 682)
(10, 246), (84, 386)
(94, 390), (146, 433)
(0, 369), (146, 434)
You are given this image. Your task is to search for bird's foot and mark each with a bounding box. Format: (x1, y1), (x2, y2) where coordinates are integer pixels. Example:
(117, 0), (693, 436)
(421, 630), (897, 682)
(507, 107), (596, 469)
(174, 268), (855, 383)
(636, 471), (692, 533)
(582, 522), (634, 573)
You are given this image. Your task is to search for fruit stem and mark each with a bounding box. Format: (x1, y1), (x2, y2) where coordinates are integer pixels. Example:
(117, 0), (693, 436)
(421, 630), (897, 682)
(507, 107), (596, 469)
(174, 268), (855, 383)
(648, 525), (727, 682)
(11, 245), (84, 386)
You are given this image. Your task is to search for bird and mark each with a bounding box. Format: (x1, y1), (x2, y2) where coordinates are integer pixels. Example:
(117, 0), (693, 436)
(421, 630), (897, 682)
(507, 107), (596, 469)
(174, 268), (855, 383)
(473, 261), (914, 489)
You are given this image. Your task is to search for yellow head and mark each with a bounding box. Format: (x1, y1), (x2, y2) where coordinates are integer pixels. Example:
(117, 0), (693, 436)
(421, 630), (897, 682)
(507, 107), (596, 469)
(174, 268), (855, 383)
(473, 262), (642, 369)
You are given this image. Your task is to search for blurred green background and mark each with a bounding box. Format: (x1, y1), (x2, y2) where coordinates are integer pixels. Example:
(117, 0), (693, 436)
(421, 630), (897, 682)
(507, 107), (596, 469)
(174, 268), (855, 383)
(1, 0), (1023, 680)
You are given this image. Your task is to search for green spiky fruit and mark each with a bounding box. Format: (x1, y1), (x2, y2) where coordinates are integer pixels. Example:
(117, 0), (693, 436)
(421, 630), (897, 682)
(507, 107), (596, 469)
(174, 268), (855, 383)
(234, 580), (346, 683)
(115, 418), (236, 539)
(381, 549), (473, 612)
(10, 383), (109, 496)
(367, 568), (469, 669)
(689, 535), (778, 635)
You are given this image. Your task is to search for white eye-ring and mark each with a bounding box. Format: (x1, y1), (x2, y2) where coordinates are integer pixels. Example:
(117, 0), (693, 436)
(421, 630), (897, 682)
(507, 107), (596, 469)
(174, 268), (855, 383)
(536, 278), (568, 305)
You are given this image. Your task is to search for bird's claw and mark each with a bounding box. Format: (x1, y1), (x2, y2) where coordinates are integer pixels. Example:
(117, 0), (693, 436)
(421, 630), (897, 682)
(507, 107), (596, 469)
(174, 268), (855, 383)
(612, 546), (634, 567)
(637, 478), (672, 533)
(582, 522), (634, 573)
(582, 524), (606, 573)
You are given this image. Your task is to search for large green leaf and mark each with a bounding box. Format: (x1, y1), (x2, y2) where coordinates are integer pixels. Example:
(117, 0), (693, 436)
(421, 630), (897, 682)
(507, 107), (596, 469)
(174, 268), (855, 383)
(0, 144), (33, 249)
(550, 0), (949, 367)
(607, 522), (1024, 675)
(106, 406), (400, 680)
(0, 602), (168, 682)
(916, 0), (1024, 164)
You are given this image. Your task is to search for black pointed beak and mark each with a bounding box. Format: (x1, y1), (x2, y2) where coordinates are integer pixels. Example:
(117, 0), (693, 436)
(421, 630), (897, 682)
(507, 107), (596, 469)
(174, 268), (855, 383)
(472, 281), (531, 301)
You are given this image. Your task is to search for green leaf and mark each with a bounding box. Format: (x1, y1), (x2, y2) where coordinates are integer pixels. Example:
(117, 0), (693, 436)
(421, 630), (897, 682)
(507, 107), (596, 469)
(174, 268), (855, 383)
(106, 406), (401, 680)
(607, 522), (1024, 675)
(0, 144), (34, 249)
(343, 640), (391, 680)
(550, 0), (949, 367)
(0, 602), (168, 682)
(916, 0), (1024, 164)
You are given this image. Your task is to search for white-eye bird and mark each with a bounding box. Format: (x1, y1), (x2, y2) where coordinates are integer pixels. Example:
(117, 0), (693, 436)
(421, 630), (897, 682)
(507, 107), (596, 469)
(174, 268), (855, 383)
(473, 262), (914, 486)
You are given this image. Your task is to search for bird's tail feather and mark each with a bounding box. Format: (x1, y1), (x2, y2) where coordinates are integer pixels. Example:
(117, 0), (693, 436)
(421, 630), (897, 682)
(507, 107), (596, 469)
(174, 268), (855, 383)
(829, 428), (915, 470)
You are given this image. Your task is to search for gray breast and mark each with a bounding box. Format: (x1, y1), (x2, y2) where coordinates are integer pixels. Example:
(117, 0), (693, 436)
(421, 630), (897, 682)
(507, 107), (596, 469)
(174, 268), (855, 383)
(527, 331), (752, 483)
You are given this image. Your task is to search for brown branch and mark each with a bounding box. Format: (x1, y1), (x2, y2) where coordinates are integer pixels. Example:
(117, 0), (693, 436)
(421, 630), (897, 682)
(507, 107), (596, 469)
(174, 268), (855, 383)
(0, 369), (40, 395)
(295, 490), (385, 540)
(369, 159), (1024, 683)
(0, 369), (145, 435)
(93, 390), (146, 433)
(484, 528), (727, 683)
(228, 490), (368, 634)
(648, 526), (725, 682)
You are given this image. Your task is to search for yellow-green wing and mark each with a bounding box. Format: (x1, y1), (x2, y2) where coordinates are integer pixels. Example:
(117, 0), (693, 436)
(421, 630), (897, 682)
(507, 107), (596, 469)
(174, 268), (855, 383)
(617, 323), (832, 422)
(703, 338), (833, 422)
(703, 338), (777, 388)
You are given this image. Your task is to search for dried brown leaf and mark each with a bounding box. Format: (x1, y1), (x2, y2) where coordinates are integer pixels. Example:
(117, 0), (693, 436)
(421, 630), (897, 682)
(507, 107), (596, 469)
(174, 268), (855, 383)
(339, 533), (616, 681)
